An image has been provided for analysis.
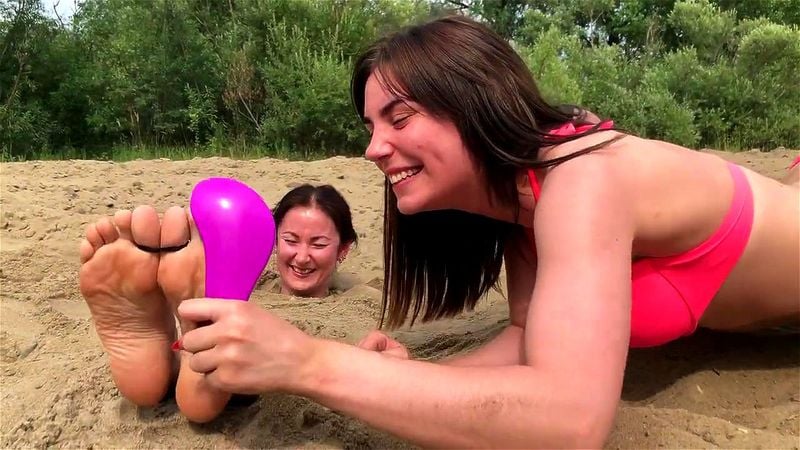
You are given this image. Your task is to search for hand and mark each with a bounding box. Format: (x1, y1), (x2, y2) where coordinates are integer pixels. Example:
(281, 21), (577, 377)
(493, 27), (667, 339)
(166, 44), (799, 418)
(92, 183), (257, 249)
(356, 330), (410, 360)
(176, 299), (315, 394)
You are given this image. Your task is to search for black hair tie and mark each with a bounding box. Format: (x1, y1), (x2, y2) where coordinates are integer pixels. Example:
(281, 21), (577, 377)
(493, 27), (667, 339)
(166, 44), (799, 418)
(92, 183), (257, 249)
(136, 242), (190, 253)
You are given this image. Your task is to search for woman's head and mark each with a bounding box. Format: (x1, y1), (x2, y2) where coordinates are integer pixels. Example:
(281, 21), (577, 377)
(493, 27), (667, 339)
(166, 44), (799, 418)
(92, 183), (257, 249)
(352, 15), (577, 215)
(351, 15), (612, 328)
(273, 184), (357, 298)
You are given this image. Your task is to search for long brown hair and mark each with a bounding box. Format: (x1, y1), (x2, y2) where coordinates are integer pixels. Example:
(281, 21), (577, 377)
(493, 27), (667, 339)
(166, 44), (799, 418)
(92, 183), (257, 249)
(351, 15), (621, 328)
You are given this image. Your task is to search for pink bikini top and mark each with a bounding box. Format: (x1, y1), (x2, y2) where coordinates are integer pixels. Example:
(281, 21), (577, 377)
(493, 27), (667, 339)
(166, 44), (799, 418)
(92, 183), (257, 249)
(526, 121), (754, 348)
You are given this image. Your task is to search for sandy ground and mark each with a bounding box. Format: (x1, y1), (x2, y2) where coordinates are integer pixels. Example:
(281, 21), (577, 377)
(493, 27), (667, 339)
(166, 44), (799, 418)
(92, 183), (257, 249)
(1, 149), (798, 449)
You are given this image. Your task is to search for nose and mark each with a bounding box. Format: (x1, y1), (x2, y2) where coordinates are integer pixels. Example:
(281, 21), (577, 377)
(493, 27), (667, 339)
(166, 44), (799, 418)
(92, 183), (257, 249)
(294, 246), (311, 264)
(365, 131), (393, 162)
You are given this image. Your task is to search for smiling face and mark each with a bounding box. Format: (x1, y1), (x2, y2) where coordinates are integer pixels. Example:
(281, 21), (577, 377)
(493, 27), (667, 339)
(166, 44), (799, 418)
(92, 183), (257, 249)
(276, 205), (346, 298)
(362, 72), (481, 215)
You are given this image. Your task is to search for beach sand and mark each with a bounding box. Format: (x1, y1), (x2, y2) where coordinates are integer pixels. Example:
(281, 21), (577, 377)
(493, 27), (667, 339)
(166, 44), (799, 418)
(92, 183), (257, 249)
(1, 149), (798, 448)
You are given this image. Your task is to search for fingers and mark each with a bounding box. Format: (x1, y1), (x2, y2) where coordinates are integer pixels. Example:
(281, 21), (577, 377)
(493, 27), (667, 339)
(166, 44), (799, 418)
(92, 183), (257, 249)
(357, 330), (389, 351)
(177, 298), (235, 324)
(180, 322), (220, 354)
(356, 330), (410, 359)
(383, 346), (410, 360)
(187, 347), (220, 374)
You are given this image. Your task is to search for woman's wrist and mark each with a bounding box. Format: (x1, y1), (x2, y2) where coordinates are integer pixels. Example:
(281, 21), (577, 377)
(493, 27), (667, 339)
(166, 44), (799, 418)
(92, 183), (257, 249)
(285, 335), (333, 397)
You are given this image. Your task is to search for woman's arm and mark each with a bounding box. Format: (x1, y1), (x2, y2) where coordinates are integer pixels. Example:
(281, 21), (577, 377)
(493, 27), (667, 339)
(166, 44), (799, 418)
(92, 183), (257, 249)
(438, 323), (524, 366)
(301, 340), (597, 448)
(179, 155), (635, 448)
(439, 234), (535, 367)
(292, 156), (635, 447)
(357, 322), (524, 365)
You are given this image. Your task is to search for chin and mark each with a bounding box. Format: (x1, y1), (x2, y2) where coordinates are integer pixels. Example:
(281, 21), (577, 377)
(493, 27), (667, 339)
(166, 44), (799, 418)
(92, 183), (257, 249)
(283, 280), (329, 298)
(395, 195), (432, 215)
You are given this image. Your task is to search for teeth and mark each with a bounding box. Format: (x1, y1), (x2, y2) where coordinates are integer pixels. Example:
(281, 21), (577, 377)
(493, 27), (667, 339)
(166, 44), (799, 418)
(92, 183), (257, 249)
(389, 168), (420, 184)
(292, 266), (313, 275)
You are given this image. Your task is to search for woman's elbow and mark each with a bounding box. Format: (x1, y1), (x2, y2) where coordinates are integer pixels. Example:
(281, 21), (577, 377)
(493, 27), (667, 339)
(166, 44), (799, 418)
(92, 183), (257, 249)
(512, 404), (614, 448)
(511, 394), (616, 448)
(568, 403), (616, 448)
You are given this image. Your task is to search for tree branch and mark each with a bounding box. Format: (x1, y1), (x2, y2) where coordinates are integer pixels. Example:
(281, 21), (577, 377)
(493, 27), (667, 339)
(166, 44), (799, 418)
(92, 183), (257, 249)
(237, 92), (262, 133)
(52, 0), (66, 28)
(444, 0), (471, 11)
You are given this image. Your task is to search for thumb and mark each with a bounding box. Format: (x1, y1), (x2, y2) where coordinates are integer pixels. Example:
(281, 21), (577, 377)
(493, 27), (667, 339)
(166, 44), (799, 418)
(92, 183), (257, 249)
(357, 331), (389, 351)
(177, 298), (231, 324)
(382, 345), (410, 359)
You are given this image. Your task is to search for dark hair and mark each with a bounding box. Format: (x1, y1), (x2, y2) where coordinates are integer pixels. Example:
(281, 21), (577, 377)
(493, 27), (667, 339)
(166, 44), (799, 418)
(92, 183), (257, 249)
(351, 15), (623, 329)
(273, 184), (358, 248)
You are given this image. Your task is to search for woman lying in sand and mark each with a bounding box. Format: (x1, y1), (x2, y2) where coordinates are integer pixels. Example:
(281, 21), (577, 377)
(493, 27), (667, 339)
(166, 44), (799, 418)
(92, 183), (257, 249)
(78, 184), (356, 423)
(83, 15), (799, 447)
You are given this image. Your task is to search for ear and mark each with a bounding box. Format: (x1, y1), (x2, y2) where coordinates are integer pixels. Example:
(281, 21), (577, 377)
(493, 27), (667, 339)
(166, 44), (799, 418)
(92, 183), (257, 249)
(337, 242), (352, 263)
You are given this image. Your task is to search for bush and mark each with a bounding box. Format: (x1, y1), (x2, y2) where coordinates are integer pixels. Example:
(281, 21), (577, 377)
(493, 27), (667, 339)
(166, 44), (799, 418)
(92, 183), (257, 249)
(521, 27), (584, 105)
(256, 22), (367, 156)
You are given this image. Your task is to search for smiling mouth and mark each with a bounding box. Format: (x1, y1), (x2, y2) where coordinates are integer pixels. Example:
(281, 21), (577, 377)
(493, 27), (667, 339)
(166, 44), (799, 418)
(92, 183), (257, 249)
(290, 266), (315, 277)
(389, 167), (422, 185)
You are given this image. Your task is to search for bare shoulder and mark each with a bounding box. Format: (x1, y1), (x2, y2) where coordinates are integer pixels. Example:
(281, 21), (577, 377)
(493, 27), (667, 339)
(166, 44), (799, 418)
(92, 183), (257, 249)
(534, 148), (637, 251)
(538, 132), (636, 196)
(535, 132), (738, 256)
(540, 131), (736, 190)
(539, 129), (631, 162)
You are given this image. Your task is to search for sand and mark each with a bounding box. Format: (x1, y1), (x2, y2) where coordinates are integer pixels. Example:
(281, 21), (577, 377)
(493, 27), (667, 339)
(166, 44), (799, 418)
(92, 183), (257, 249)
(1, 149), (798, 449)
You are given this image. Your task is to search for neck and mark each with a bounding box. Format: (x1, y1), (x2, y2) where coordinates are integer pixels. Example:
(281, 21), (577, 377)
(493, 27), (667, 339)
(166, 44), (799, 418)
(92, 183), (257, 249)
(448, 170), (535, 228)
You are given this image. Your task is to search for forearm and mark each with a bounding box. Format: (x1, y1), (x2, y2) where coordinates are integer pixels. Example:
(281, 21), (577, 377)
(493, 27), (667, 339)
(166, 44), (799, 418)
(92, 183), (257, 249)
(294, 338), (610, 448)
(439, 324), (524, 367)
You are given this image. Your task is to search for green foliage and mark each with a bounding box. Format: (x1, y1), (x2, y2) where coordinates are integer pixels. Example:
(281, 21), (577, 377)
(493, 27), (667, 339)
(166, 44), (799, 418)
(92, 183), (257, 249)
(733, 23), (800, 148)
(2, 0), (799, 161)
(257, 22), (366, 155)
(520, 27), (584, 105)
(621, 82), (700, 147)
(0, 101), (54, 159)
(667, 0), (736, 62)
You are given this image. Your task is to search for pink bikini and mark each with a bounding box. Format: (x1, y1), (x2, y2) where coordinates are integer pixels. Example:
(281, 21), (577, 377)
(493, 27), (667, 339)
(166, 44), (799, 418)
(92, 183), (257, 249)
(527, 121), (755, 348)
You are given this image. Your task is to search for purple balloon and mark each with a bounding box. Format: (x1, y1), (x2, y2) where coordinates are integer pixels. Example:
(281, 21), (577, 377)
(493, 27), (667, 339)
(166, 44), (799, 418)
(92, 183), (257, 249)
(189, 177), (275, 301)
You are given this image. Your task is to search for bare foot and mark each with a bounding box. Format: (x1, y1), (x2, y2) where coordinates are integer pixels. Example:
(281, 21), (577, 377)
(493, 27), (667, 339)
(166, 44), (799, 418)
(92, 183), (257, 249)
(158, 206), (231, 423)
(78, 206), (176, 406)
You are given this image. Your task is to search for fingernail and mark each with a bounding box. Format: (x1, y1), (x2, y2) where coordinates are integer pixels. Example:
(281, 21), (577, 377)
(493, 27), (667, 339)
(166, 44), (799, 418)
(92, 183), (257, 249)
(171, 339), (182, 351)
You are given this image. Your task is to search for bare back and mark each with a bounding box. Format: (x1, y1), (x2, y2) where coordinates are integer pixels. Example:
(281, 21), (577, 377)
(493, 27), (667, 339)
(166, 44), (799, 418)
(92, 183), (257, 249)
(533, 131), (800, 330)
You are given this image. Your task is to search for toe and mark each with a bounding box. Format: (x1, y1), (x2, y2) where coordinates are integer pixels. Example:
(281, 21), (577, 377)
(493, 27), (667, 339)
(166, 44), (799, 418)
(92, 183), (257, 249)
(187, 210), (202, 242)
(114, 210), (134, 241)
(96, 217), (119, 245)
(85, 222), (105, 250)
(161, 206), (191, 247)
(79, 239), (95, 263)
(131, 205), (161, 249)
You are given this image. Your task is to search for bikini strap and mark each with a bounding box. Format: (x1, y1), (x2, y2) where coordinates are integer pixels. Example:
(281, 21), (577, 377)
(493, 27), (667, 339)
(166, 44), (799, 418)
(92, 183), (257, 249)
(527, 169), (542, 201)
(528, 119), (615, 202)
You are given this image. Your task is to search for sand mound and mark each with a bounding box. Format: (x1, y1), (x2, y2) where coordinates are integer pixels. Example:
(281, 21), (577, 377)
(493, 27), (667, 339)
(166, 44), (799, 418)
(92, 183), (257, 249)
(1, 149), (798, 448)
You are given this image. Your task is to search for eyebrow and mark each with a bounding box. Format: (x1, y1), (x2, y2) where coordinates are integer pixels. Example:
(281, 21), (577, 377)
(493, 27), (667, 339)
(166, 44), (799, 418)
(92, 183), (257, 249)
(362, 98), (404, 125)
(280, 231), (331, 241)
